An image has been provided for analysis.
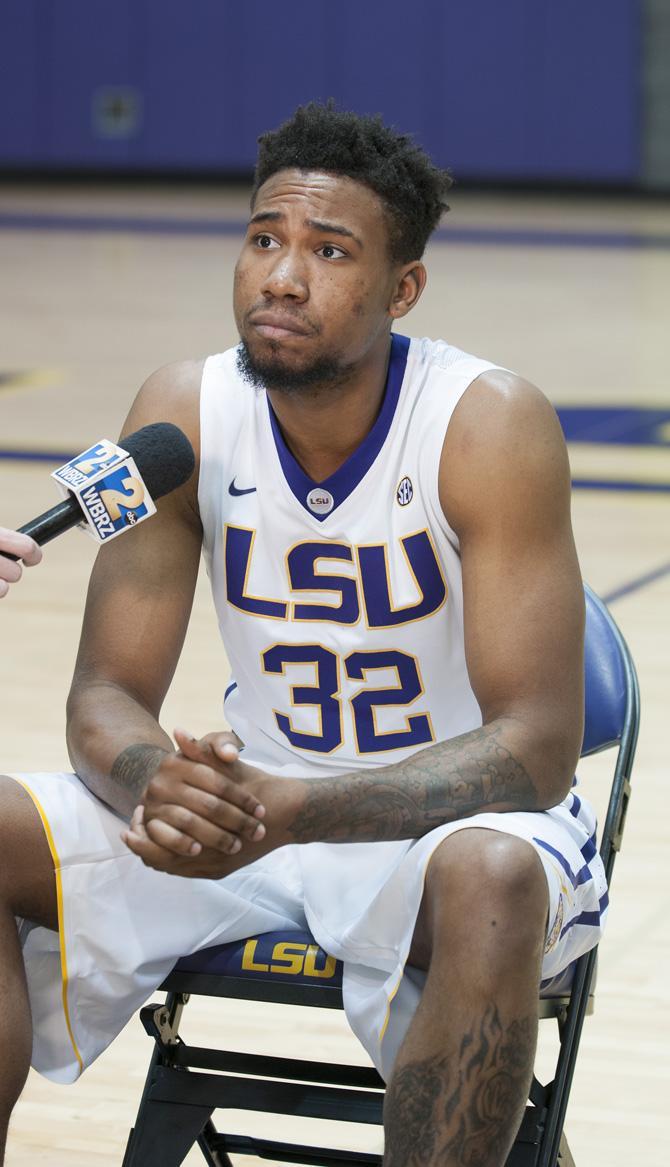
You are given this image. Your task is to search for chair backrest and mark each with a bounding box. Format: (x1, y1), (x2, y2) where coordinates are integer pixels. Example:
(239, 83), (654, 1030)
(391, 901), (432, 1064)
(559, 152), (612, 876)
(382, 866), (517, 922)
(581, 582), (640, 881)
(536, 586), (639, 1167)
(582, 583), (632, 756)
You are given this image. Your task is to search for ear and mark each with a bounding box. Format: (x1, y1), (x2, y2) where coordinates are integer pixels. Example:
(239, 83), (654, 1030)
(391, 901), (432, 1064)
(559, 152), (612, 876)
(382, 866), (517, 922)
(389, 262), (427, 319)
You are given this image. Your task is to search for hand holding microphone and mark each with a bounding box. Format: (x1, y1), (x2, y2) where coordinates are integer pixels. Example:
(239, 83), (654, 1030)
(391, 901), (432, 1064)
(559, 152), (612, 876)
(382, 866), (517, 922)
(0, 528), (42, 598)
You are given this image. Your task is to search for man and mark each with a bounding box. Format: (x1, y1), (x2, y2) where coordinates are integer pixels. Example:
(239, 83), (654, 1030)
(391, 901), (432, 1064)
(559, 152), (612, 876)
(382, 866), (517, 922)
(0, 528), (41, 597)
(0, 104), (605, 1167)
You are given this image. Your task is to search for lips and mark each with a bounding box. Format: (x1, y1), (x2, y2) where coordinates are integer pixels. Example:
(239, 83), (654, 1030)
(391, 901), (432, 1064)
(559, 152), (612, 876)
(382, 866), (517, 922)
(248, 312), (312, 338)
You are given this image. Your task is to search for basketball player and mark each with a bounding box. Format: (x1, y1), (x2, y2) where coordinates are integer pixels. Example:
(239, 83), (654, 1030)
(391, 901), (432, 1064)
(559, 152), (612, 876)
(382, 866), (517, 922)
(0, 105), (606, 1167)
(0, 528), (41, 597)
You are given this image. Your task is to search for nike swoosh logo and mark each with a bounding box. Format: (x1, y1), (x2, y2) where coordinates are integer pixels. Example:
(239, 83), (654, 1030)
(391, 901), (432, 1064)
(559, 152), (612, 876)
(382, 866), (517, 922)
(228, 478), (257, 496)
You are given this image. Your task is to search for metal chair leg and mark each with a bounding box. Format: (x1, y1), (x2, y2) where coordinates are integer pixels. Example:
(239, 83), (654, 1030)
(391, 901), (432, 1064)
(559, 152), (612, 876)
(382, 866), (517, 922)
(123, 1092), (214, 1166)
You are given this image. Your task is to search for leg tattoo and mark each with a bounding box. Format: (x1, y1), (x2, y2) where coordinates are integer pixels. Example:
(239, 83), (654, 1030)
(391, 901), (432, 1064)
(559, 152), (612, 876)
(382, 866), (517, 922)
(384, 1006), (536, 1167)
(384, 1057), (447, 1166)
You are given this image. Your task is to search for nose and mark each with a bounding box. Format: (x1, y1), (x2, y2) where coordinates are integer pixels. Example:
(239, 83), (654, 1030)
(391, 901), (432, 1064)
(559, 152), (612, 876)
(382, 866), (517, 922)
(261, 247), (308, 302)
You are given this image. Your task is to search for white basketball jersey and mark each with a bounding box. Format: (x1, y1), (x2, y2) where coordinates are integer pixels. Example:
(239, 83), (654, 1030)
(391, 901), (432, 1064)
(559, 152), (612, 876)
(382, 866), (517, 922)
(198, 334), (500, 778)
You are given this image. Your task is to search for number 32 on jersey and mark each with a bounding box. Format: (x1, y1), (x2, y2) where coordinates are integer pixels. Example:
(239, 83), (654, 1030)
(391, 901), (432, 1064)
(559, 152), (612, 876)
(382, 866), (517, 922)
(263, 644), (435, 755)
(226, 525), (447, 755)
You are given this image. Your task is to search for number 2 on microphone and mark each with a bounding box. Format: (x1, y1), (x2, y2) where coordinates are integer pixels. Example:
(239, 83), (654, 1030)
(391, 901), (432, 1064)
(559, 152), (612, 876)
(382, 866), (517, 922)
(99, 477), (145, 520)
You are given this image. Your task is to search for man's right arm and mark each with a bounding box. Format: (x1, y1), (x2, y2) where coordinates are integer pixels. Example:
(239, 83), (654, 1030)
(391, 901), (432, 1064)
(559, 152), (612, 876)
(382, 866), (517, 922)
(67, 360), (268, 855)
(65, 360), (205, 818)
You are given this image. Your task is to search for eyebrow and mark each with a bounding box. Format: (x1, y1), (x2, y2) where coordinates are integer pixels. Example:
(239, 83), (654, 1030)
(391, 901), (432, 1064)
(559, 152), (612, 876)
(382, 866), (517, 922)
(248, 210), (363, 248)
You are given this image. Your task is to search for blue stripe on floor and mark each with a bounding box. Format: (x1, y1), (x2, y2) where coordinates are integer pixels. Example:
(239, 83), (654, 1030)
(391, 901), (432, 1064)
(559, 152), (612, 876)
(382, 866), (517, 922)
(603, 561), (670, 604)
(0, 448), (73, 463)
(0, 212), (245, 237)
(571, 478), (670, 493)
(557, 406), (670, 446)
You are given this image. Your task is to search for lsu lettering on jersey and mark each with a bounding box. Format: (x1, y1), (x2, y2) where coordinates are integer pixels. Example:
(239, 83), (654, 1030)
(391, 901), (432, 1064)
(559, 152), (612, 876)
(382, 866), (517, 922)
(198, 333), (497, 776)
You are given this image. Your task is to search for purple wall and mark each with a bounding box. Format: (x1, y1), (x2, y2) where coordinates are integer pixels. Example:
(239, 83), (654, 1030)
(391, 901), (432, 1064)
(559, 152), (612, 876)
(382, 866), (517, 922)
(0, 0), (641, 181)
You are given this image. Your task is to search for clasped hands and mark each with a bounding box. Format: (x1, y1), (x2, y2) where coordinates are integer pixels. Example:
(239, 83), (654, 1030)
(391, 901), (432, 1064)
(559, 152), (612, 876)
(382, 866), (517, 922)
(121, 728), (296, 879)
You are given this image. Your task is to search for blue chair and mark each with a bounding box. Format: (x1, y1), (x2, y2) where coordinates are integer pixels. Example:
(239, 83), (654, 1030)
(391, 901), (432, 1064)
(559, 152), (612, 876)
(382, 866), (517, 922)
(123, 584), (639, 1167)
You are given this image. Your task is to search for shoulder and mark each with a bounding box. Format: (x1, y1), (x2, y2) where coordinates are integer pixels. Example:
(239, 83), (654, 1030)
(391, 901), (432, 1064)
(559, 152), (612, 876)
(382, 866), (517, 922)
(117, 358), (207, 526)
(446, 368), (564, 450)
(124, 358), (206, 460)
(409, 334), (491, 375)
(439, 369), (571, 536)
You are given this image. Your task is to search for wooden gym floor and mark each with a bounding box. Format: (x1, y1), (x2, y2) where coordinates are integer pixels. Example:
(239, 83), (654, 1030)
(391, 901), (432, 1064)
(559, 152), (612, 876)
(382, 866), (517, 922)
(0, 183), (668, 1164)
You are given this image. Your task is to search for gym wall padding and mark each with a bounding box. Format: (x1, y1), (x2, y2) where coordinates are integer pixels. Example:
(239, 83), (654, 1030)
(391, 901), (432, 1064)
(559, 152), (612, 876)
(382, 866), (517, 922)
(0, 0), (641, 182)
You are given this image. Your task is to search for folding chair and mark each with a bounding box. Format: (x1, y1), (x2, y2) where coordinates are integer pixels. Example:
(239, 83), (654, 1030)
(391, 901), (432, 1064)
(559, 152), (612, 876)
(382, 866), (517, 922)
(123, 583), (639, 1167)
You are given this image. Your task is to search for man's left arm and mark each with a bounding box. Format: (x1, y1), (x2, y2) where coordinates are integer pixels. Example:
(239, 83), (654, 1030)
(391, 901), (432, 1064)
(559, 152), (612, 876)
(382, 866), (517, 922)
(126, 372), (584, 873)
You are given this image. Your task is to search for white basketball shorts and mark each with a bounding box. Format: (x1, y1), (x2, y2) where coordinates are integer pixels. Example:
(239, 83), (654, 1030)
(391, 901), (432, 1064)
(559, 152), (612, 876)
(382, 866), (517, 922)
(8, 771), (607, 1084)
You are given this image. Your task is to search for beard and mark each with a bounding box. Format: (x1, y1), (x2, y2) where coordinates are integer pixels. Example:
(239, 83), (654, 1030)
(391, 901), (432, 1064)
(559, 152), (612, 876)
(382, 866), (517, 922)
(236, 337), (350, 396)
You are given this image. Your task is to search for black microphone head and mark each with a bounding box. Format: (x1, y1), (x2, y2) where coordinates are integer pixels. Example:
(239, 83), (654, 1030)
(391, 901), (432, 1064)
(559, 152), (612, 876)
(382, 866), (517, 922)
(121, 422), (195, 500)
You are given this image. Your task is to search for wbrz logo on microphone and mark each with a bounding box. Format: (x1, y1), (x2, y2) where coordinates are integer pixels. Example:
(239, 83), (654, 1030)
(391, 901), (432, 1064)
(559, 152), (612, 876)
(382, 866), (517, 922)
(79, 464), (152, 541)
(53, 440), (125, 491)
(52, 441), (156, 543)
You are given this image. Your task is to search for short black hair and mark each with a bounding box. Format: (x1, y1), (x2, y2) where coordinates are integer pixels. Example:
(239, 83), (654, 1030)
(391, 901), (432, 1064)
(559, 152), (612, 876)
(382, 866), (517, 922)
(252, 102), (452, 263)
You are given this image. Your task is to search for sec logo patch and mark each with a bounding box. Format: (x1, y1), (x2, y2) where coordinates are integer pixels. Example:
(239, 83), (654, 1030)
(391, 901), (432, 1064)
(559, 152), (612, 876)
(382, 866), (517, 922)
(396, 476), (413, 506)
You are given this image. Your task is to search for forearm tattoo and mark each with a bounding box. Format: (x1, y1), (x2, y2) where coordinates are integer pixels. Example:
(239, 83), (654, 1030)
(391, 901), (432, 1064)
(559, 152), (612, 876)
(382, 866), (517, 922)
(384, 1006), (536, 1167)
(110, 743), (169, 802)
(289, 722), (538, 844)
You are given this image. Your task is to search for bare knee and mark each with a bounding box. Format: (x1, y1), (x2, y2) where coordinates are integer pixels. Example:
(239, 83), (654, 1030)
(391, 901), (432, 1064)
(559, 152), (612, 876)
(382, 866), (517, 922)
(410, 828), (548, 974)
(0, 776), (57, 930)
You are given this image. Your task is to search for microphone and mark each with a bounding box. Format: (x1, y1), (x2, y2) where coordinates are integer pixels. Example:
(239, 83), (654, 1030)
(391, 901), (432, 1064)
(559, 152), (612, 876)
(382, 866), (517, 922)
(8, 422), (195, 555)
